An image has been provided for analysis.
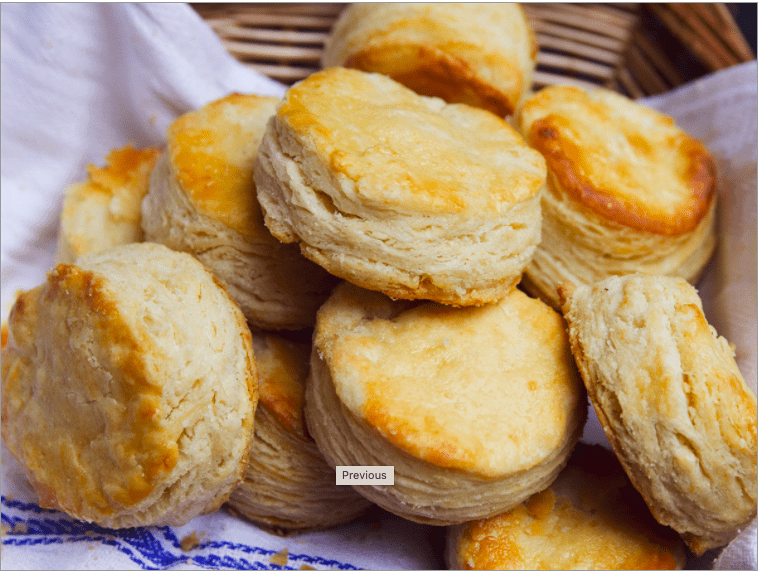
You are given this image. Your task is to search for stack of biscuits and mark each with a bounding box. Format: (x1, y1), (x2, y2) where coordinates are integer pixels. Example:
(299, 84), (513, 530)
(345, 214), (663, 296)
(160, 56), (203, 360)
(2, 3), (755, 569)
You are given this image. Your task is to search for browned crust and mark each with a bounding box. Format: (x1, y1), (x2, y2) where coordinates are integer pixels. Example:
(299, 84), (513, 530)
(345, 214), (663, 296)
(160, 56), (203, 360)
(530, 118), (716, 236)
(344, 44), (518, 117)
(1, 265), (173, 517)
(451, 443), (685, 570)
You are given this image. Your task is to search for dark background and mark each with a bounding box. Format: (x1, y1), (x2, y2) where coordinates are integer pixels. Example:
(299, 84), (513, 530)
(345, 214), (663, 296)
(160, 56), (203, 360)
(729, 3), (757, 51)
(632, 3), (756, 96)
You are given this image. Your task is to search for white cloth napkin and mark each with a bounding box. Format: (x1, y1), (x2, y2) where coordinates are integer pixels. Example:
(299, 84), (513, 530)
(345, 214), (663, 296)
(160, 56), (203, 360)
(1, 3), (755, 570)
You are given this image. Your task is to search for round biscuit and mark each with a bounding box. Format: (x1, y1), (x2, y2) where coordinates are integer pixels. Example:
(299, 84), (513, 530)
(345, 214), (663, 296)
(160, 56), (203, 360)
(1, 242), (258, 528)
(254, 67), (546, 307)
(305, 282), (586, 525)
(560, 274), (757, 555)
(516, 85), (717, 308)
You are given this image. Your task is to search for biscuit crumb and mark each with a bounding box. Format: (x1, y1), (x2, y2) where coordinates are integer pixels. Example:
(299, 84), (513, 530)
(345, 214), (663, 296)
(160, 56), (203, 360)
(299, 565), (316, 570)
(1, 523), (9, 536)
(270, 548), (289, 566)
(11, 522), (28, 534)
(180, 531), (200, 552)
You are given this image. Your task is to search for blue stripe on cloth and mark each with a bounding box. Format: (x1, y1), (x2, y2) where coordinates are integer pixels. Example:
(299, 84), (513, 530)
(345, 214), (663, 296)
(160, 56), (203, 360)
(1, 496), (361, 570)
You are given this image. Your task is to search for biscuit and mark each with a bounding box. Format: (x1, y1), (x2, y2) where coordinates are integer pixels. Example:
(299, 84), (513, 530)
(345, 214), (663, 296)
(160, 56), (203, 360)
(141, 93), (338, 330)
(305, 282), (586, 525)
(515, 85), (717, 308)
(55, 145), (161, 264)
(321, 3), (537, 117)
(254, 67), (546, 307)
(1, 242), (258, 529)
(447, 443), (686, 570)
(227, 332), (372, 532)
(560, 274), (757, 555)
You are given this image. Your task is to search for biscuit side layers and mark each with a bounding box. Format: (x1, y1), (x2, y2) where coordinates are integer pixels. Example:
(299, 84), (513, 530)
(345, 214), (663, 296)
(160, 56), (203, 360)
(227, 333), (371, 531)
(523, 181), (716, 308)
(227, 405), (372, 532)
(143, 152), (335, 330)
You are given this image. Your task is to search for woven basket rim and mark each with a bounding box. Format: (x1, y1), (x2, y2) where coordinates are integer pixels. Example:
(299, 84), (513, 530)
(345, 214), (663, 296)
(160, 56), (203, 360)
(195, 2), (755, 98)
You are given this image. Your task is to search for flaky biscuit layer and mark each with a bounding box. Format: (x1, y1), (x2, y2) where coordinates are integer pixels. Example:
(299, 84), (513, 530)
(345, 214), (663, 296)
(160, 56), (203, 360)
(227, 333), (371, 531)
(522, 179), (716, 308)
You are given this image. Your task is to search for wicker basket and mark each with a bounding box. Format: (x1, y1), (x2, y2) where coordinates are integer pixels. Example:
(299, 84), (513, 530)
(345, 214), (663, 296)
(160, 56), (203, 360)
(193, 2), (754, 98)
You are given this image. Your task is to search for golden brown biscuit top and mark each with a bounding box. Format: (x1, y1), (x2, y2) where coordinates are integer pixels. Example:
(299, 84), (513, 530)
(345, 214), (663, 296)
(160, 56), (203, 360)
(455, 444), (685, 570)
(252, 333), (311, 438)
(57, 145), (161, 261)
(315, 283), (583, 478)
(2, 265), (175, 516)
(87, 145), (161, 197)
(517, 85), (715, 236)
(277, 67), (545, 216)
(86, 145), (162, 198)
(167, 93), (280, 238)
